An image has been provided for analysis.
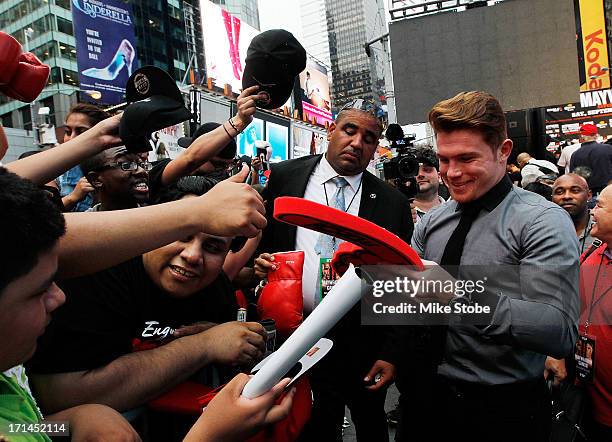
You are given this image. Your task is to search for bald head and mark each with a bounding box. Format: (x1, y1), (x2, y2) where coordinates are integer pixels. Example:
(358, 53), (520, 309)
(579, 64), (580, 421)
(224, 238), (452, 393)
(552, 173), (591, 220)
(553, 173), (589, 190)
(516, 153), (532, 168)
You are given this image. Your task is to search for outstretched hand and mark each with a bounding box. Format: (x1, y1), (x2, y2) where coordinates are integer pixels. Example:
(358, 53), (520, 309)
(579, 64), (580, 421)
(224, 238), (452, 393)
(184, 373), (295, 442)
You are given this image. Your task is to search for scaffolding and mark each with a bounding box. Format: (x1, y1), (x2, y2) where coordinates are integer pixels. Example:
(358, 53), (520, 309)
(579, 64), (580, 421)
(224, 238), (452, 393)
(389, 0), (502, 21)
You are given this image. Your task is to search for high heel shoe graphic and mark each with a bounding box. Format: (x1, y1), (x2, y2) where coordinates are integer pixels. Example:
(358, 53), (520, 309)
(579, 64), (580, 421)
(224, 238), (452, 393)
(82, 39), (135, 81)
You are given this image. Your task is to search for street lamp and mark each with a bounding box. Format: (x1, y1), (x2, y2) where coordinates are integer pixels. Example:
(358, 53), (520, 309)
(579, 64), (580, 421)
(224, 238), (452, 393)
(364, 32), (397, 123)
(48, 87), (103, 100)
(23, 27), (37, 143)
(31, 88), (103, 145)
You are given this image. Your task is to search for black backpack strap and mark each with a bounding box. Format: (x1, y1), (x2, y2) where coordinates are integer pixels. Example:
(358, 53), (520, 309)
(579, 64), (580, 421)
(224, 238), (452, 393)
(580, 239), (603, 264)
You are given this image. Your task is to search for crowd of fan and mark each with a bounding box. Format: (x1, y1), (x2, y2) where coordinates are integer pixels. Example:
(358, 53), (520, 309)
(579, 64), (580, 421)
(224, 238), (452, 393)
(0, 87), (611, 442)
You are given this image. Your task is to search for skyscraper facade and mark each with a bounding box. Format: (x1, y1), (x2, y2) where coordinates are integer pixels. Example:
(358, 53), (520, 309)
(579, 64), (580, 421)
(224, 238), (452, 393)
(325, 0), (388, 111)
(0, 0), (204, 131)
(210, 0), (260, 30)
(0, 0), (78, 130)
(299, 0), (331, 69)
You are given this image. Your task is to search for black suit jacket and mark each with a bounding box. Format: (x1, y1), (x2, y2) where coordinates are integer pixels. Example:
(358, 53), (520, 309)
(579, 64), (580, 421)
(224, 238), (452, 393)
(259, 155), (413, 379)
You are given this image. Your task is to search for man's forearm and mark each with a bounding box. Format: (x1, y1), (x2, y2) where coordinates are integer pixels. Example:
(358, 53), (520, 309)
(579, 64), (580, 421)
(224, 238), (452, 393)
(32, 333), (213, 413)
(161, 122), (236, 185)
(59, 199), (201, 278)
(482, 297), (578, 358)
(6, 131), (104, 185)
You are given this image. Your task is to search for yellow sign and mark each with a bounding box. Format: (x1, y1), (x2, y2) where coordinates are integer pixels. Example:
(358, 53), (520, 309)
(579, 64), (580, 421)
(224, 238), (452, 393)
(579, 0), (610, 91)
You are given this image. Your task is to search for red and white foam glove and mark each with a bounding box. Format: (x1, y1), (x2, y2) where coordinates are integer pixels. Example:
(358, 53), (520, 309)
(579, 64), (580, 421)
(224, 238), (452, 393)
(257, 251), (305, 339)
(0, 32), (50, 103)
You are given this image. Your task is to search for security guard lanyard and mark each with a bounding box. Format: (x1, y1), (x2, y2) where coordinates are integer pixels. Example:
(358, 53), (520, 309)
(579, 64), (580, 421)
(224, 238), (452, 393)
(579, 213), (593, 255)
(323, 178), (362, 244)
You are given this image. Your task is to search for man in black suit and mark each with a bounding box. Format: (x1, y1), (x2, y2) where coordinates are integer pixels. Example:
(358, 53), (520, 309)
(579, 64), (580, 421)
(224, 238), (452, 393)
(254, 100), (413, 441)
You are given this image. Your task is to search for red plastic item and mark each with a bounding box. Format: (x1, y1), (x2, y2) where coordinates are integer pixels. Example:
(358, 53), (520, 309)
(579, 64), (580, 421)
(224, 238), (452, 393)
(273, 197), (424, 271)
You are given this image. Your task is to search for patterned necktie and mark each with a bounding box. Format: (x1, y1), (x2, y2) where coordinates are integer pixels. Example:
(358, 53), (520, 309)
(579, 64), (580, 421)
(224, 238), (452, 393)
(314, 176), (350, 258)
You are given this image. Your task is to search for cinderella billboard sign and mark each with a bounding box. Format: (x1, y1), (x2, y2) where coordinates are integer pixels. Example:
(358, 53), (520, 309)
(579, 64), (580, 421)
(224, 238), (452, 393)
(72, 0), (132, 24)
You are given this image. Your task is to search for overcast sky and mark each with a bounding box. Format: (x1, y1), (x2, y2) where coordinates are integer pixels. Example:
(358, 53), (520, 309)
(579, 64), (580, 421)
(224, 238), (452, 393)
(258, 0), (303, 37)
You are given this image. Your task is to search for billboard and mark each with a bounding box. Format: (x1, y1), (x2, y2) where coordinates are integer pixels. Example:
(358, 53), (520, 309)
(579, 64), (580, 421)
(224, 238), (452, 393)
(545, 87), (612, 139)
(298, 60), (333, 126)
(390, 0), (580, 123)
(200, 0), (260, 94)
(72, 0), (138, 105)
(575, 0), (610, 92)
(237, 118), (264, 157)
(292, 126), (328, 158)
(148, 124), (186, 162)
(266, 122), (289, 162)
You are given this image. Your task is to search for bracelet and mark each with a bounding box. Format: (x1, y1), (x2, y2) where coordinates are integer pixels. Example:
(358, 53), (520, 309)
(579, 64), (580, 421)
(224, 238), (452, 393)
(228, 118), (240, 134)
(222, 123), (233, 140)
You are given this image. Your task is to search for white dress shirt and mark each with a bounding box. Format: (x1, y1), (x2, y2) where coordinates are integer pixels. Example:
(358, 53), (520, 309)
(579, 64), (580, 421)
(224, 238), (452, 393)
(295, 155), (363, 313)
(557, 143), (581, 174)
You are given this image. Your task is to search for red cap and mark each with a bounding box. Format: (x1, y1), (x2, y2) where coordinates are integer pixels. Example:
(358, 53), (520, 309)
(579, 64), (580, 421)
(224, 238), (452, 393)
(580, 123), (598, 136)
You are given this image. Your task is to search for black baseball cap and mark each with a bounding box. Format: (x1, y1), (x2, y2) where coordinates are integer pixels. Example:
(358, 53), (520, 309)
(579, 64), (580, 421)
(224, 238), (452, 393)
(242, 29), (306, 110)
(178, 122), (237, 159)
(120, 66), (192, 153)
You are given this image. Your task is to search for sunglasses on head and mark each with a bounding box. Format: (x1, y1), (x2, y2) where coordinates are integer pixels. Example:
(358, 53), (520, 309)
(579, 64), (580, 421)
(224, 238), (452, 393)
(339, 99), (382, 117)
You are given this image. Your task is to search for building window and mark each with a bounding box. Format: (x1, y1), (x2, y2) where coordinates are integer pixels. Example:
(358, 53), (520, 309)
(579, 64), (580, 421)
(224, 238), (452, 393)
(59, 43), (77, 62)
(20, 106), (32, 131)
(31, 15), (52, 35)
(1, 113), (12, 128)
(54, 0), (72, 10)
(48, 67), (62, 85)
(56, 17), (74, 36)
(32, 41), (58, 61)
(62, 68), (79, 86)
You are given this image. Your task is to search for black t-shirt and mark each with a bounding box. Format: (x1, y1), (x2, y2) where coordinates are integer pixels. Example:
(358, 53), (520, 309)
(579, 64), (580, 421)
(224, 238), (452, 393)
(148, 159), (226, 203)
(28, 256), (237, 374)
(148, 158), (172, 202)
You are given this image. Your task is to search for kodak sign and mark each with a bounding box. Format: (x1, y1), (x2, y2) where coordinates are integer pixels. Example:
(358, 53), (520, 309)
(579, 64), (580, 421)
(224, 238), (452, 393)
(578, 0), (610, 91)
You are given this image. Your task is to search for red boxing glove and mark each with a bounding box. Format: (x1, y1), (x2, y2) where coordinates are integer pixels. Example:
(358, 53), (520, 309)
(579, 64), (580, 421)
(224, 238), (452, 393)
(257, 251), (304, 339)
(0, 32), (22, 85)
(0, 51), (50, 102)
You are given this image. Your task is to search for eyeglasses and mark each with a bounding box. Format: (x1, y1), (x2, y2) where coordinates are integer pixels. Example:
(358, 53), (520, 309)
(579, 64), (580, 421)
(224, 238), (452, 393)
(339, 99), (383, 117)
(96, 160), (152, 172)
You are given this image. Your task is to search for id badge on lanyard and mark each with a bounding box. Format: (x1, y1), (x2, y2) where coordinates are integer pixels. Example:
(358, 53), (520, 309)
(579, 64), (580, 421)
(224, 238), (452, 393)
(574, 333), (596, 383)
(317, 258), (340, 306)
(575, 253), (609, 383)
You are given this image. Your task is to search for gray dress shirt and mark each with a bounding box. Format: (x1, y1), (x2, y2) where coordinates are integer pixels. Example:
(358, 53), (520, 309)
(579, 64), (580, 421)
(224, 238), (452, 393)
(412, 185), (580, 384)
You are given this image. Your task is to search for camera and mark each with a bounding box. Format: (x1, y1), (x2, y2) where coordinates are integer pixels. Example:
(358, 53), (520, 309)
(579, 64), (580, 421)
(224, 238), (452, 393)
(382, 124), (419, 181)
(382, 124), (419, 198)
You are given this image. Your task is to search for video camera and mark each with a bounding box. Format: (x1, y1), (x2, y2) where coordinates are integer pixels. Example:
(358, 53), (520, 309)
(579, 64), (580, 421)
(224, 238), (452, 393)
(382, 123), (419, 198)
